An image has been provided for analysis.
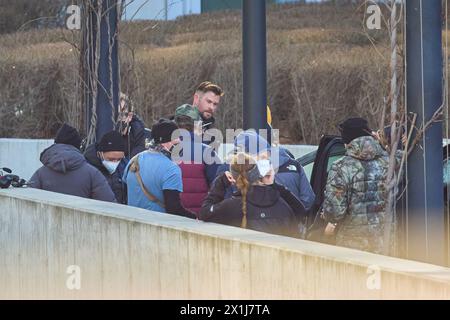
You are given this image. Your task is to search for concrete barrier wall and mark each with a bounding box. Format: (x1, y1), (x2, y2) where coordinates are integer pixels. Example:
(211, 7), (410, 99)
(1, 188), (450, 300)
(0, 139), (53, 180)
(0, 139), (317, 182)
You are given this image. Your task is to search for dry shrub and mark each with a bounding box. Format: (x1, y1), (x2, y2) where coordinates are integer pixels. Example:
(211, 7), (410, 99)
(0, 58), (79, 138)
(0, 3), (393, 144)
(288, 47), (389, 144)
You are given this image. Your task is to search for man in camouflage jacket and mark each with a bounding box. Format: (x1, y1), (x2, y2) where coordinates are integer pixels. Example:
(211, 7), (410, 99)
(322, 118), (390, 254)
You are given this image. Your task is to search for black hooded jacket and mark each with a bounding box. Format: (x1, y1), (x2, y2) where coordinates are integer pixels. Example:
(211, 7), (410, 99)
(199, 173), (304, 238)
(84, 144), (128, 204)
(117, 114), (147, 158)
(29, 144), (116, 202)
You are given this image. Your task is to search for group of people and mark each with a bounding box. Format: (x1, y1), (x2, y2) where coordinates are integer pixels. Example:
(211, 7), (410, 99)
(29, 81), (394, 255)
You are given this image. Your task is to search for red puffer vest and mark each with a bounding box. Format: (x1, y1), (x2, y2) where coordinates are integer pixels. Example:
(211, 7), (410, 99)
(179, 162), (209, 215)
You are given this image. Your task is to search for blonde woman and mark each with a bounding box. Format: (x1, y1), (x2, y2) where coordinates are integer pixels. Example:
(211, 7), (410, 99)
(199, 153), (306, 238)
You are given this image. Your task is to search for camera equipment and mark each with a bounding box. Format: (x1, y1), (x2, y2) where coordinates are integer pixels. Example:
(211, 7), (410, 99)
(10, 175), (27, 188)
(0, 175), (13, 189)
(1, 167), (12, 174)
(0, 167), (13, 189)
(0, 168), (28, 189)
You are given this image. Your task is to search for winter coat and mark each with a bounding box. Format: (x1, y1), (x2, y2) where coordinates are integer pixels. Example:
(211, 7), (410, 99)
(199, 173), (301, 238)
(323, 136), (390, 254)
(214, 147), (315, 211)
(178, 133), (221, 214)
(117, 114), (147, 158)
(29, 144), (116, 202)
(274, 147), (316, 211)
(84, 144), (128, 204)
(179, 162), (209, 214)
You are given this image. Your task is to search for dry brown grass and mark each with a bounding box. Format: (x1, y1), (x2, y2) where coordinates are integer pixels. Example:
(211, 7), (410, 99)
(0, 2), (395, 143)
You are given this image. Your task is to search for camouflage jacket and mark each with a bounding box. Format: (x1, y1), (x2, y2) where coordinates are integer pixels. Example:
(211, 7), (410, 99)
(323, 136), (390, 254)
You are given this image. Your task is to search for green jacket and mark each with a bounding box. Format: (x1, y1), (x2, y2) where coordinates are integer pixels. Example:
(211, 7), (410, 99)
(323, 136), (390, 254)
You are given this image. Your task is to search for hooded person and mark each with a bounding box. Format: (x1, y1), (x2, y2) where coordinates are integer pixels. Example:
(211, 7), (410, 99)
(123, 118), (196, 219)
(217, 130), (315, 212)
(29, 123), (116, 202)
(173, 104), (222, 215)
(275, 147), (315, 211)
(321, 117), (392, 254)
(199, 152), (307, 238)
(84, 130), (128, 204)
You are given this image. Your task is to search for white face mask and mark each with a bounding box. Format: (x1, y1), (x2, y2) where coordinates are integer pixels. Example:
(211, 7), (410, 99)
(102, 160), (120, 174)
(256, 159), (272, 177)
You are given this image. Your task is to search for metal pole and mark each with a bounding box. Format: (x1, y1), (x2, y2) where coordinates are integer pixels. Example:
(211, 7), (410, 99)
(165, 0), (168, 21)
(96, 0), (119, 141)
(242, 0), (267, 132)
(406, 0), (445, 265)
(83, 0), (119, 142)
(82, 4), (94, 138)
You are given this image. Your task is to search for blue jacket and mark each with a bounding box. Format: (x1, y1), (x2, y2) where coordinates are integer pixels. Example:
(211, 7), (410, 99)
(274, 147), (315, 211)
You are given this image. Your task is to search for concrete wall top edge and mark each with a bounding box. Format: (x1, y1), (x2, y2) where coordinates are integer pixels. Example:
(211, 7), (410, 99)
(0, 138), (54, 143)
(2, 187), (450, 286)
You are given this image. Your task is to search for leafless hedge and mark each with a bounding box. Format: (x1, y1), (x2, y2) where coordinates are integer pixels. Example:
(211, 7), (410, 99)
(0, 3), (394, 144)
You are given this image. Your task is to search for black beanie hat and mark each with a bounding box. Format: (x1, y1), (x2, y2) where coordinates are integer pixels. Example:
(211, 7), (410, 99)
(97, 131), (126, 152)
(55, 123), (82, 150)
(339, 118), (372, 144)
(151, 118), (178, 144)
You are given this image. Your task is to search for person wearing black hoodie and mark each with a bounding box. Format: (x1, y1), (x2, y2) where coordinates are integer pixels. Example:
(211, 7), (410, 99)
(199, 153), (307, 238)
(84, 131), (128, 204)
(29, 123), (116, 202)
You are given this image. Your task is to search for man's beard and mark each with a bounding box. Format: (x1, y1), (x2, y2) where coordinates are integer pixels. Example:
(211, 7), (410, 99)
(201, 111), (213, 119)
